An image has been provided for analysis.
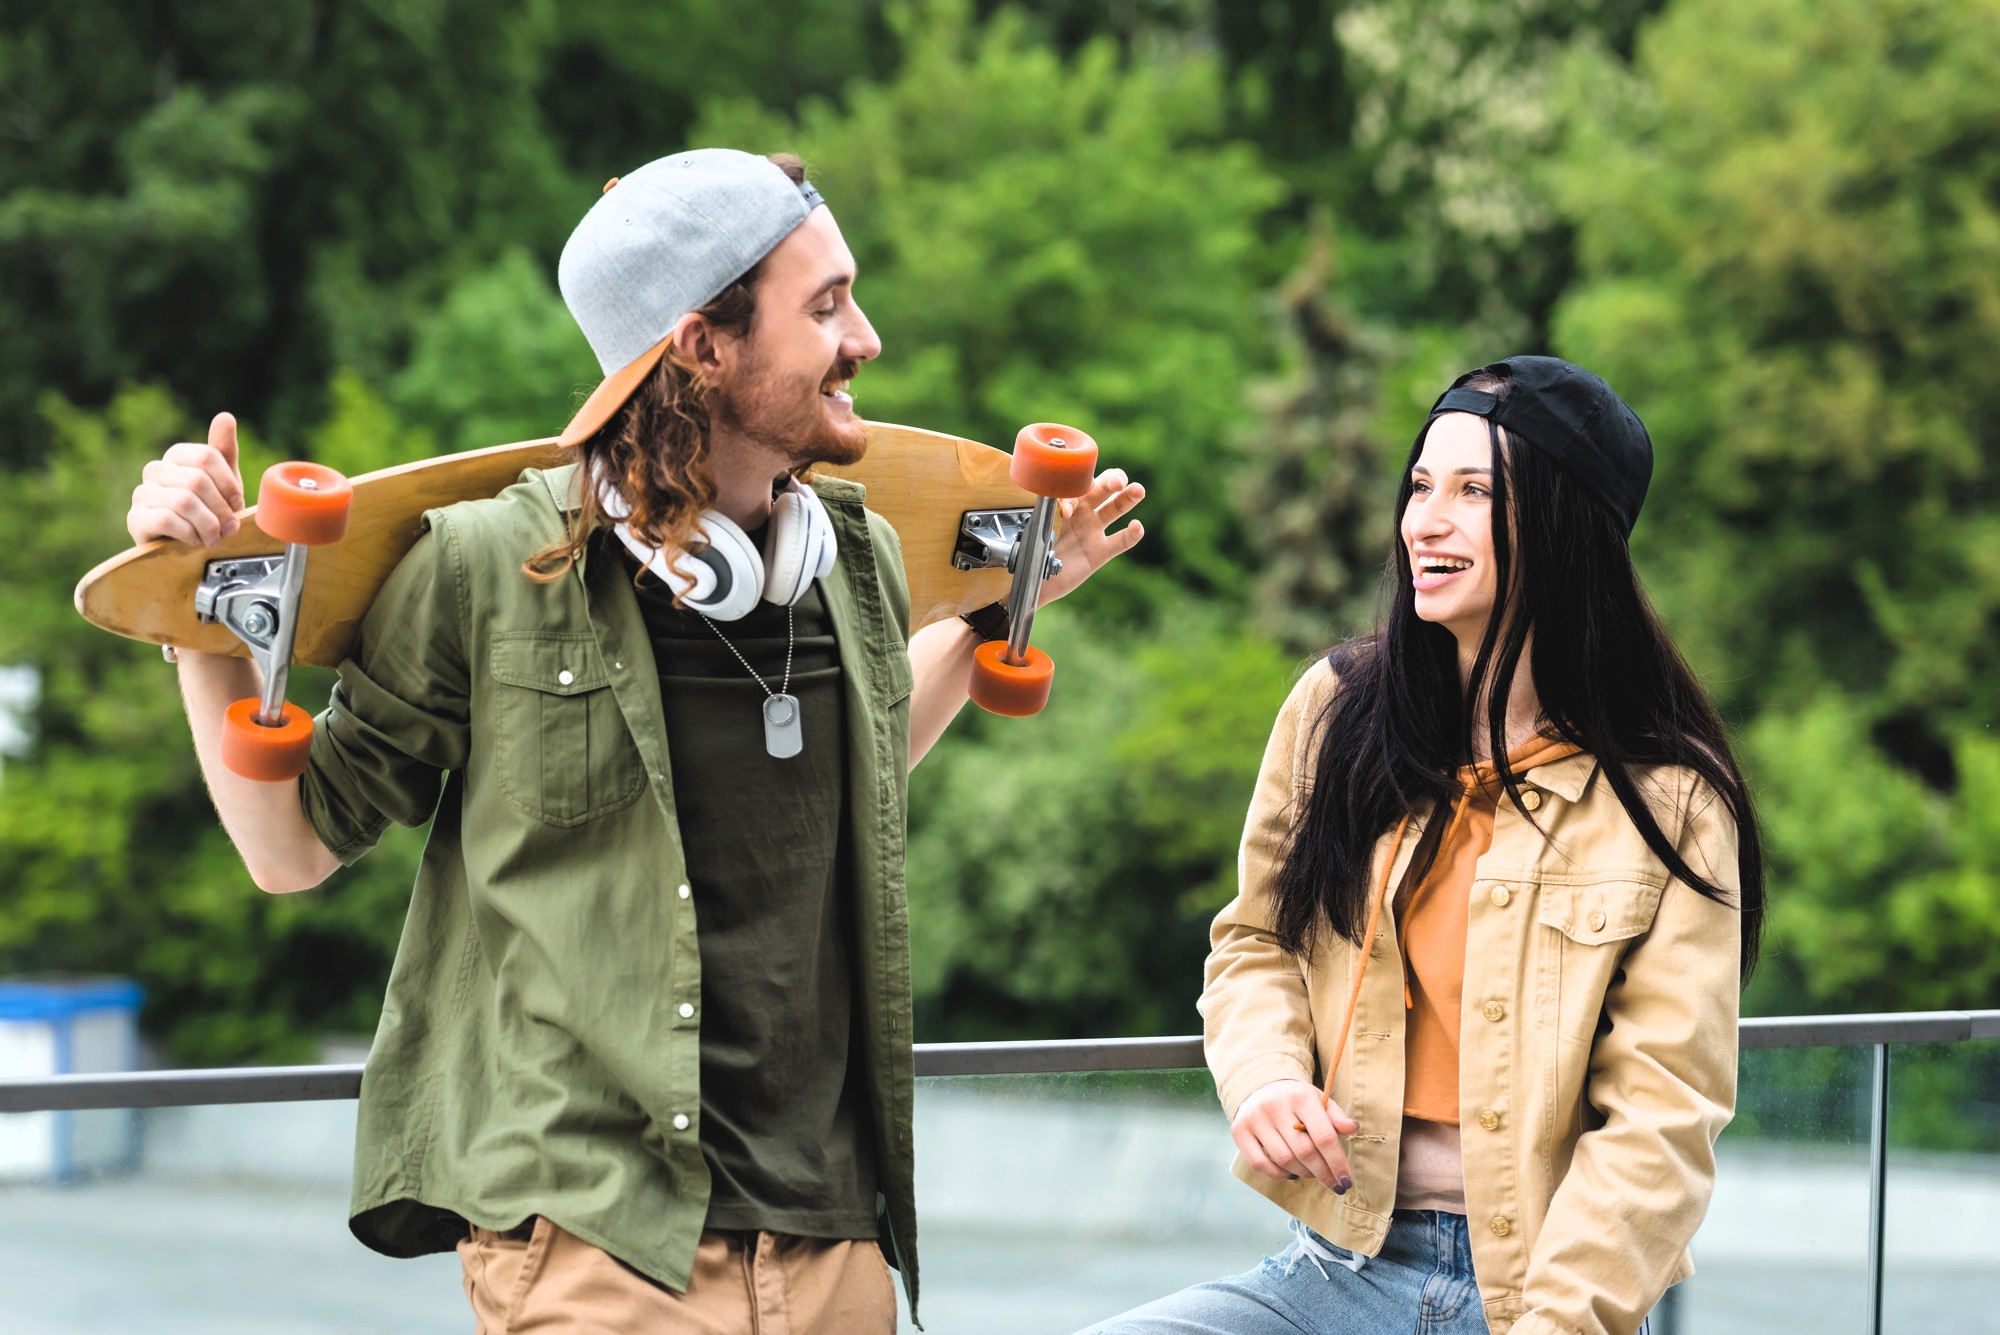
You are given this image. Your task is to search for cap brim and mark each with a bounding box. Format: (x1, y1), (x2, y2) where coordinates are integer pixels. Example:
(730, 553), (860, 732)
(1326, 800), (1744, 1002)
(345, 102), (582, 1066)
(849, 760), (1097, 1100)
(558, 334), (673, 448)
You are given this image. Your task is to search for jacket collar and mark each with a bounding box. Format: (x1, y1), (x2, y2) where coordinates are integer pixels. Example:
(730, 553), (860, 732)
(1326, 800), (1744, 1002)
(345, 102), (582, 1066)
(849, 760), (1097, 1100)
(1525, 750), (1597, 803)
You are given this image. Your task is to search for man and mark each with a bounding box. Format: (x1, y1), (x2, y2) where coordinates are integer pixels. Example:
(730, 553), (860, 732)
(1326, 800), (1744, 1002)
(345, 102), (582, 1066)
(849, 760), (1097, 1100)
(125, 148), (1145, 1332)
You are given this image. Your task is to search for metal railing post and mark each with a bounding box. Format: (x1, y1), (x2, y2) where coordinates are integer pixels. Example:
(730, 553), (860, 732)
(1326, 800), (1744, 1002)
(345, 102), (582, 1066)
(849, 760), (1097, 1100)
(1865, 1041), (1890, 1334)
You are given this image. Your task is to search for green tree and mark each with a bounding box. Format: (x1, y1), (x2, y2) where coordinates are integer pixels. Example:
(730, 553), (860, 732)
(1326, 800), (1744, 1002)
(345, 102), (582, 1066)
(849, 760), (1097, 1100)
(0, 0), (893, 461)
(0, 388), (429, 1063)
(695, 0), (1289, 598)
(1553, 0), (2000, 1011)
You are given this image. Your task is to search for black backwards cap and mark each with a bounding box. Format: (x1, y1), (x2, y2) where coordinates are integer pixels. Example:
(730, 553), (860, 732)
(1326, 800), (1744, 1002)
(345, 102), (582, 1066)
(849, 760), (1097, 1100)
(1425, 355), (1654, 536)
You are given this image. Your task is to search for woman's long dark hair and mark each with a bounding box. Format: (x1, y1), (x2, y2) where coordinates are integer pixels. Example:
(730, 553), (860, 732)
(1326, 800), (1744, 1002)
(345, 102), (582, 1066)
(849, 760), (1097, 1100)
(1273, 373), (1765, 981)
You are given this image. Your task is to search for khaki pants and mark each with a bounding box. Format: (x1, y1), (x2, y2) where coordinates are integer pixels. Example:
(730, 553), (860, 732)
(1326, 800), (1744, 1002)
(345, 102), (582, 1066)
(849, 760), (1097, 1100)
(458, 1217), (898, 1334)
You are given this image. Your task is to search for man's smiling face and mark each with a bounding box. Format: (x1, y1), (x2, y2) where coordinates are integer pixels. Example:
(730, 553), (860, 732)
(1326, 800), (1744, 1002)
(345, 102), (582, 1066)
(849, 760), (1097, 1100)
(712, 207), (882, 468)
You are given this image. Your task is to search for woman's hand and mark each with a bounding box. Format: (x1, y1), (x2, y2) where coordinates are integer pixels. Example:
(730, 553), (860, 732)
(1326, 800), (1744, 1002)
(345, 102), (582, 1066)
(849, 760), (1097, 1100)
(1036, 468), (1145, 606)
(1231, 1078), (1360, 1195)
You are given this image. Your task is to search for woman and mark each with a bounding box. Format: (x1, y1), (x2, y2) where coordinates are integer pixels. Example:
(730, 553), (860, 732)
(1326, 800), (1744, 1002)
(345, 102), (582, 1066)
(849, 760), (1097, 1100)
(1085, 356), (1762, 1335)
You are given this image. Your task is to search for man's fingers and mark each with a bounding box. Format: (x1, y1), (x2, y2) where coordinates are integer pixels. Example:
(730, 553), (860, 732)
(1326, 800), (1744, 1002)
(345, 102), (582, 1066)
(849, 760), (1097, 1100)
(126, 496), (189, 547)
(168, 438), (246, 512)
(129, 486), (224, 548)
(1092, 479), (1145, 525)
(1066, 469), (1128, 523)
(208, 412), (240, 473)
(148, 457), (239, 532)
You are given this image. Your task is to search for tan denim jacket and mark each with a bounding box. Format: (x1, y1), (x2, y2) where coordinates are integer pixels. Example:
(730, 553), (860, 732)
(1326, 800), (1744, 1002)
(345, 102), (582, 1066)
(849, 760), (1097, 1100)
(1202, 660), (1741, 1335)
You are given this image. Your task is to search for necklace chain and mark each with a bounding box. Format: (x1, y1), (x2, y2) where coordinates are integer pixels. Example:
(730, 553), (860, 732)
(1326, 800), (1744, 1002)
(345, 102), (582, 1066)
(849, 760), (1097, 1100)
(697, 605), (795, 699)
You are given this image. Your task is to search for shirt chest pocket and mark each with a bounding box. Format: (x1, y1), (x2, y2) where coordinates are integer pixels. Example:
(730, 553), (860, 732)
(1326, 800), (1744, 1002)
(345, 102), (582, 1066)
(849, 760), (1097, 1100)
(487, 632), (647, 828)
(1533, 877), (1664, 1045)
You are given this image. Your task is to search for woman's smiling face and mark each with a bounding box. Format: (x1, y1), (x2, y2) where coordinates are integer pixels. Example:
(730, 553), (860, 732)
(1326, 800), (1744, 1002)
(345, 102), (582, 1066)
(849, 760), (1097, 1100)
(1402, 411), (1501, 645)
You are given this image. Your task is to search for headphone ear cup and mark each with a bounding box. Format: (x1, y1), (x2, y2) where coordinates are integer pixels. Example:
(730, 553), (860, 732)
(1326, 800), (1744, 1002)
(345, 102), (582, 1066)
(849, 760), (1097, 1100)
(761, 490), (813, 606)
(809, 498), (836, 580)
(794, 481), (837, 581)
(682, 512), (764, 621)
(761, 482), (839, 606)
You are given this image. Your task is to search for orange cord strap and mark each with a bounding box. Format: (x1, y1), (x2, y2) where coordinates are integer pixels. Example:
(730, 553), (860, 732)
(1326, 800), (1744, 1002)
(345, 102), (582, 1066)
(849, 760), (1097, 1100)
(1296, 813), (1412, 1130)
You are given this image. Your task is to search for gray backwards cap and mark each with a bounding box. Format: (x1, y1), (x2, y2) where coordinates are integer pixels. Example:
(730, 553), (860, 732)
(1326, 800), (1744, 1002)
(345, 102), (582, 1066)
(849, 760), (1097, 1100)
(555, 148), (824, 446)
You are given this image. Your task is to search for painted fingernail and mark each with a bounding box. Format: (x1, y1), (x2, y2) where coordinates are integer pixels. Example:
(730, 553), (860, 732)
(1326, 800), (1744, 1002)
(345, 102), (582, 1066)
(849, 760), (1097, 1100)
(1335, 1176), (1352, 1194)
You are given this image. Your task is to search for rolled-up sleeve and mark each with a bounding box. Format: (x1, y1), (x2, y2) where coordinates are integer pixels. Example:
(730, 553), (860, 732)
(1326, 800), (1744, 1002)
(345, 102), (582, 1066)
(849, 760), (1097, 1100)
(1514, 779), (1742, 1335)
(301, 517), (472, 864)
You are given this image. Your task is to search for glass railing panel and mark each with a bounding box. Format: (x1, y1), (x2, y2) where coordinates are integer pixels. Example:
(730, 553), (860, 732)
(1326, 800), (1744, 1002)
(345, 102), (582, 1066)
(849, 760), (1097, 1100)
(1882, 1038), (2000, 1332)
(901, 1068), (1272, 1334)
(0, 1099), (462, 1333)
(1666, 1043), (1876, 1335)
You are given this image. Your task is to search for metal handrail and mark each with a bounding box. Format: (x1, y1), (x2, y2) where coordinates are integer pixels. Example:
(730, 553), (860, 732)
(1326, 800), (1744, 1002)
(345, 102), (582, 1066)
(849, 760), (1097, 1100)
(1, 1009), (1993, 1114)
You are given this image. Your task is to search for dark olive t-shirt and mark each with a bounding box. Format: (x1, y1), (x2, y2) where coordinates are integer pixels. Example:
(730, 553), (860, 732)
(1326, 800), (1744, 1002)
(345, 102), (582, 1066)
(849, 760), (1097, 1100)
(621, 540), (877, 1238)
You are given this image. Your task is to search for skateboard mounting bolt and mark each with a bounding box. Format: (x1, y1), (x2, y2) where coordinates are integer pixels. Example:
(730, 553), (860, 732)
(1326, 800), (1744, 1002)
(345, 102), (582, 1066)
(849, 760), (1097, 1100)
(299, 478), (319, 491)
(241, 603), (278, 639)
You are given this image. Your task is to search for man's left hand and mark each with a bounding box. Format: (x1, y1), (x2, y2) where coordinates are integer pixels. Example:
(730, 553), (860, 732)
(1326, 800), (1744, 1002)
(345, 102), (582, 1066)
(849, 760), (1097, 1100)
(1038, 469), (1146, 606)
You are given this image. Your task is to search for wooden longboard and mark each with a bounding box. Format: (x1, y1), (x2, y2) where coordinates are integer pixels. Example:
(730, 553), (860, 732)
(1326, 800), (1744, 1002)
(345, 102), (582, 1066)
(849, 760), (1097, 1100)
(75, 420), (1040, 667)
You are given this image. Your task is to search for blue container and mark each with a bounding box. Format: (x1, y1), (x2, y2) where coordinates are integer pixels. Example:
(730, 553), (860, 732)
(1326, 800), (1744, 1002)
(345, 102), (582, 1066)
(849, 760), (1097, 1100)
(0, 977), (145, 1181)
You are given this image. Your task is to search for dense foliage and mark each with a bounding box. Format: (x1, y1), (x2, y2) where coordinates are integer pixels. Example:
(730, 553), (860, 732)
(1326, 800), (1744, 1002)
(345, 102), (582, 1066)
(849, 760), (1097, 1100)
(1, 0), (1994, 1067)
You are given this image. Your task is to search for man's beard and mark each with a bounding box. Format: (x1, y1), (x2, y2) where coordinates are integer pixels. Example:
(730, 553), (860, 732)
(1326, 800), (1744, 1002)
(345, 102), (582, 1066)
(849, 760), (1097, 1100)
(715, 351), (869, 468)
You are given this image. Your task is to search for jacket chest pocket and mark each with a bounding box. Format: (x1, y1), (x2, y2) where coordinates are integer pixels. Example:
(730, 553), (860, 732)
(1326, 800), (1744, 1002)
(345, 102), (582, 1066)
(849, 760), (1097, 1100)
(1533, 878), (1664, 1045)
(487, 632), (647, 828)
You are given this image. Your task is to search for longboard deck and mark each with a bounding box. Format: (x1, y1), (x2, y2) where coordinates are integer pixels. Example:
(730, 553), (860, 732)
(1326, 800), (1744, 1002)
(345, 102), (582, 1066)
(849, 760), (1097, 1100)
(76, 421), (1037, 667)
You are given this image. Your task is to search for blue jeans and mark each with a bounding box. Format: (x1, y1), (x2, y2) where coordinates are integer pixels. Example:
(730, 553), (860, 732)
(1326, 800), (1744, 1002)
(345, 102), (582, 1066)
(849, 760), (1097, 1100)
(1076, 1212), (1652, 1335)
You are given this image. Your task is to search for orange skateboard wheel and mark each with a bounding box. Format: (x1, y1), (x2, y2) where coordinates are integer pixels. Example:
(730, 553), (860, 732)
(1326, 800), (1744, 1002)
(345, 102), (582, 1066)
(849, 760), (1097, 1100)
(256, 462), (353, 546)
(969, 640), (1055, 717)
(1010, 423), (1098, 499)
(220, 698), (315, 782)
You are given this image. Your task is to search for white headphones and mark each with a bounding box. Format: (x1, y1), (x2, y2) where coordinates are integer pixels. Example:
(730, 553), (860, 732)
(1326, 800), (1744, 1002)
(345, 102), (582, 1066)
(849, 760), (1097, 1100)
(598, 473), (837, 621)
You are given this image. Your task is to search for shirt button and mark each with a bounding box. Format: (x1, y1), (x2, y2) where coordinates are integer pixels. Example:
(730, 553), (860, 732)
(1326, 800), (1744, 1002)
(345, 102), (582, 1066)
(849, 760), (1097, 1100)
(678, 1003), (695, 1019)
(1520, 789), (1542, 812)
(1483, 1001), (1506, 1023)
(613, 661), (624, 671)
(557, 668), (575, 686)
(1478, 1110), (1501, 1131)
(1490, 1216), (1512, 1237)
(672, 1114), (690, 1132)
(677, 884), (691, 900)
(1588, 909), (1607, 932)
(1488, 885), (1511, 908)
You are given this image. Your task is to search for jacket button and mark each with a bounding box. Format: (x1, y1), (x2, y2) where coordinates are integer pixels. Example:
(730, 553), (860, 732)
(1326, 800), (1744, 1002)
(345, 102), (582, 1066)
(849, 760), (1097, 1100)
(1588, 909), (1607, 932)
(1520, 789), (1542, 812)
(678, 1003), (695, 1018)
(678, 884), (691, 900)
(1488, 885), (1511, 908)
(557, 668), (575, 686)
(1478, 1110), (1501, 1131)
(1483, 1001), (1506, 1023)
(1490, 1216), (1511, 1237)
(672, 1114), (690, 1131)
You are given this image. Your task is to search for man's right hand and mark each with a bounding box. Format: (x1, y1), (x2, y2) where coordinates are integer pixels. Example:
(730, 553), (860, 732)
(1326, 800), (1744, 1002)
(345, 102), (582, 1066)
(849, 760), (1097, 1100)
(1231, 1077), (1360, 1195)
(127, 412), (246, 548)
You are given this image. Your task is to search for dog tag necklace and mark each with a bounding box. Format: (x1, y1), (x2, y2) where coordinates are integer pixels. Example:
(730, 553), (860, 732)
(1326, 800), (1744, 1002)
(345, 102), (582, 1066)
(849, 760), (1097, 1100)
(698, 607), (801, 759)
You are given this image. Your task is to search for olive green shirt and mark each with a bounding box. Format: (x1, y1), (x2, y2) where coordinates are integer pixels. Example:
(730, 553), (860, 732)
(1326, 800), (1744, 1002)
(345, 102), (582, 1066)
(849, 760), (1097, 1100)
(299, 465), (920, 1313)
